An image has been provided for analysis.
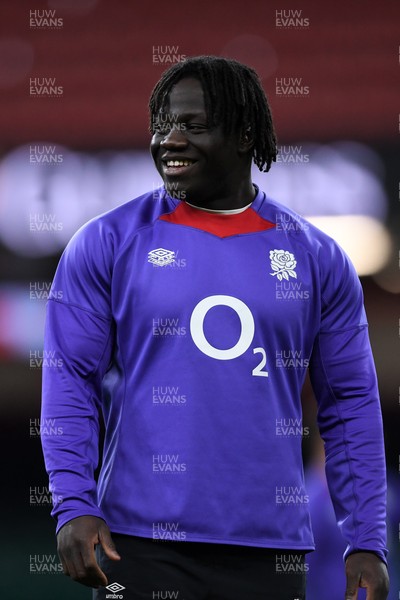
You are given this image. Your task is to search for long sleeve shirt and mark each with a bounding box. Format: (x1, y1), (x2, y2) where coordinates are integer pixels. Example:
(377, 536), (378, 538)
(41, 186), (387, 562)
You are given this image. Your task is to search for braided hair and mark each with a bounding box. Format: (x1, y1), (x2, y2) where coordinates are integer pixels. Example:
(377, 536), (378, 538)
(149, 55), (277, 172)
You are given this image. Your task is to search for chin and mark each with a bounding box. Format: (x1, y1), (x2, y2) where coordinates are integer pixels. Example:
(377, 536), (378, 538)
(164, 180), (191, 202)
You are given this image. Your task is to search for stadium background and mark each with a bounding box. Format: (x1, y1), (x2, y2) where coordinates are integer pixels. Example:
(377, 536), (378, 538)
(0, 0), (398, 598)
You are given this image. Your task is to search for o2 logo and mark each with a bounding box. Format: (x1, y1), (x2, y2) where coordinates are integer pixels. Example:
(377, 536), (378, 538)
(189, 295), (268, 377)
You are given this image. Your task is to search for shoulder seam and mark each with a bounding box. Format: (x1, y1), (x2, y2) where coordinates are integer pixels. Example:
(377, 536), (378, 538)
(47, 298), (111, 322)
(114, 206), (176, 259)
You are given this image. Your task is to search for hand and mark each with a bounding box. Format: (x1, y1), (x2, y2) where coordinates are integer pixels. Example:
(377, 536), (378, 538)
(345, 552), (389, 599)
(57, 515), (121, 588)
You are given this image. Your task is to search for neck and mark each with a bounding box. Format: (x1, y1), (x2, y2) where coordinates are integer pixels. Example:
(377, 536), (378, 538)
(185, 180), (256, 211)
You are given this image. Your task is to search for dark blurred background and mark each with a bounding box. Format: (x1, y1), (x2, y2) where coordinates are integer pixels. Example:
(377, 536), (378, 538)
(0, 1), (398, 598)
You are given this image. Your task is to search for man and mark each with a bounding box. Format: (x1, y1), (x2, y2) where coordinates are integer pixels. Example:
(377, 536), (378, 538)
(41, 56), (389, 599)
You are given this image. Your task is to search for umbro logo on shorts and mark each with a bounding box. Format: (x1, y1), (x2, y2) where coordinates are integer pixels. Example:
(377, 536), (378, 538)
(106, 581), (125, 592)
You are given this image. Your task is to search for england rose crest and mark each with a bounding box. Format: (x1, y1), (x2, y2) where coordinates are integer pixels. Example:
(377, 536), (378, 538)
(269, 249), (297, 281)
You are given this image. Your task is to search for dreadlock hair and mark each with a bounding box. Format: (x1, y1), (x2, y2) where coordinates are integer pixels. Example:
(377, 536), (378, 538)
(149, 55), (277, 172)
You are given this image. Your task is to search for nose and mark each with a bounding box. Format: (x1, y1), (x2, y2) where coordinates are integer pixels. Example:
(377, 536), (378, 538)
(160, 126), (188, 149)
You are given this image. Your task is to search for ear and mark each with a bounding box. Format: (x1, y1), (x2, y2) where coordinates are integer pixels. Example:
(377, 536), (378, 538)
(238, 125), (254, 153)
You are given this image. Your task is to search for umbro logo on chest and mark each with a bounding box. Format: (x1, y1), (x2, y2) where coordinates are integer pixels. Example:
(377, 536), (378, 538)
(148, 248), (176, 266)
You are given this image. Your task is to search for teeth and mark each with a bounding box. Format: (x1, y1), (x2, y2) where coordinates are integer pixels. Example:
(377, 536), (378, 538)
(166, 160), (192, 167)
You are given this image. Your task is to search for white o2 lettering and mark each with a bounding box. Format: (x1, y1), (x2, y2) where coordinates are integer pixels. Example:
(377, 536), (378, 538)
(190, 295), (255, 360)
(252, 347), (269, 377)
(190, 295), (268, 377)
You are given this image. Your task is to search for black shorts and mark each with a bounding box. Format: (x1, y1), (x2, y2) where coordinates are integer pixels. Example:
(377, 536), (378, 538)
(93, 534), (307, 600)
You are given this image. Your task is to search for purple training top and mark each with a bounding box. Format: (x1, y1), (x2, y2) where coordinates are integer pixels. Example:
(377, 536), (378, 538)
(41, 186), (387, 562)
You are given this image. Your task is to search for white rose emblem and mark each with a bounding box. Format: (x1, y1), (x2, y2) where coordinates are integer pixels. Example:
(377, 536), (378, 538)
(269, 249), (297, 281)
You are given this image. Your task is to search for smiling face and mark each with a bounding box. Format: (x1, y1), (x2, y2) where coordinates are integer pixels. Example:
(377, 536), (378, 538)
(150, 77), (254, 210)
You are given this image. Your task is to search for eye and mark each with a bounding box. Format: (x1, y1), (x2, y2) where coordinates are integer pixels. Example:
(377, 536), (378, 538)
(186, 123), (208, 132)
